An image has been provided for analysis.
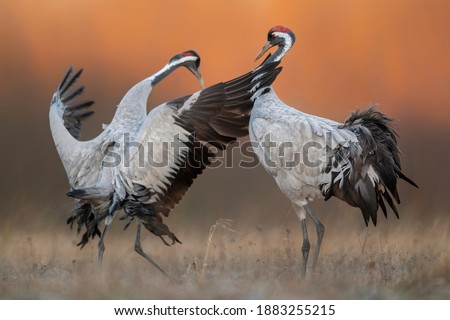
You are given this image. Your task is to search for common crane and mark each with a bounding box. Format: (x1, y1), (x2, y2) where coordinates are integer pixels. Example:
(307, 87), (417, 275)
(50, 50), (282, 277)
(250, 26), (418, 276)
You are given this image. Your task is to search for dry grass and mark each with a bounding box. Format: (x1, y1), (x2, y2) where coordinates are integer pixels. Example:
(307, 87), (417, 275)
(1, 212), (449, 299)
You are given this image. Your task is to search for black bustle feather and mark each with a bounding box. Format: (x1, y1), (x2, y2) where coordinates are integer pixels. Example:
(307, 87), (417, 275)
(325, 106), (417, 226)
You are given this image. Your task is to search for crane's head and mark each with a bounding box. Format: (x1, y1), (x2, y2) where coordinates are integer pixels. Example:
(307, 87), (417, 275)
(255, 25), (296, 62)
(170, 50), (204, 88)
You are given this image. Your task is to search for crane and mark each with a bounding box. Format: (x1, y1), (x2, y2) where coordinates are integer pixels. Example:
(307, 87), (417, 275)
(50, 50), (282, 278)
(250, 26), (418, 276)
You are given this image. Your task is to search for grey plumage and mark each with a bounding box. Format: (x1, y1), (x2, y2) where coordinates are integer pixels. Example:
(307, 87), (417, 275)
(50, 52), (282, 276)
(251, 26), (417, 276)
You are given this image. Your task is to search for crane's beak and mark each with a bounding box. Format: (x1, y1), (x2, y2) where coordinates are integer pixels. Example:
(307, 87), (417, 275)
(192, 67), (205, 89)
(255, 41), (274, 61)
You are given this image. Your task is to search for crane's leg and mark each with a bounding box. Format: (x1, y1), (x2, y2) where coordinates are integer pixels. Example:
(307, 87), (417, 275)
(98, 223), (110, 266)
(97, 213), (116, 266)
(292, 202), (310, 277)
(134, 223), (179, 282)
(305, 205), (325, 272)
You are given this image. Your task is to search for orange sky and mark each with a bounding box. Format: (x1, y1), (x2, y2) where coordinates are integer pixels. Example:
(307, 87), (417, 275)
(0, 0), (449, 241)
(1, 0), (450, 126)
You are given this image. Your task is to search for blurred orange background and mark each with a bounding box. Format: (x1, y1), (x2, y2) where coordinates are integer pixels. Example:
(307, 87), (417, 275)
(0, 0), (449, 233)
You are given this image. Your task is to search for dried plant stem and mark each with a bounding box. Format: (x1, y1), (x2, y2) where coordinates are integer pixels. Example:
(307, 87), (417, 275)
(201, 219), (239, 278)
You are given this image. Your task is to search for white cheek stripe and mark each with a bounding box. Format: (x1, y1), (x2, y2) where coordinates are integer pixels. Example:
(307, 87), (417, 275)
(167, 56), (197, 68)
(272, 32), (293, 62)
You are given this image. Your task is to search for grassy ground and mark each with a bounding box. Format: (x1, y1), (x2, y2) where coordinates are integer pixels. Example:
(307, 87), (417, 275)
(1, 213), (448, 299)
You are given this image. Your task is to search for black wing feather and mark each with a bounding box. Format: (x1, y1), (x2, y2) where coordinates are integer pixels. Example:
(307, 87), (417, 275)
(53, 66), (95, 139)
(144, 62), (282, 218)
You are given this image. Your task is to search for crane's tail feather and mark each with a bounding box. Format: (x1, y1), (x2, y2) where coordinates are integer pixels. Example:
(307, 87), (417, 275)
(67, 202), (101, 248)
(66, 188), (122, 248)
(397, 170), (419, 188)
(346, 107), (417, 225)
(326, 106), (417, 226)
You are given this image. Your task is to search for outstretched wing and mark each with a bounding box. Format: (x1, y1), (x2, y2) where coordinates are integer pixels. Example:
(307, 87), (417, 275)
(49, 66), (107, 188)
(124, 62), (282, 215)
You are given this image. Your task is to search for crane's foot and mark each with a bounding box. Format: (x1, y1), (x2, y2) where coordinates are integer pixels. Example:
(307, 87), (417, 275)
(134, 224), (181, 283)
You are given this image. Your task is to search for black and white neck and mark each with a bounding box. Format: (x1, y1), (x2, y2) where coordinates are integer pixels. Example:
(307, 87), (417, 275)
(256, 25), (296, 64)
(119, 50), (202, 108)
